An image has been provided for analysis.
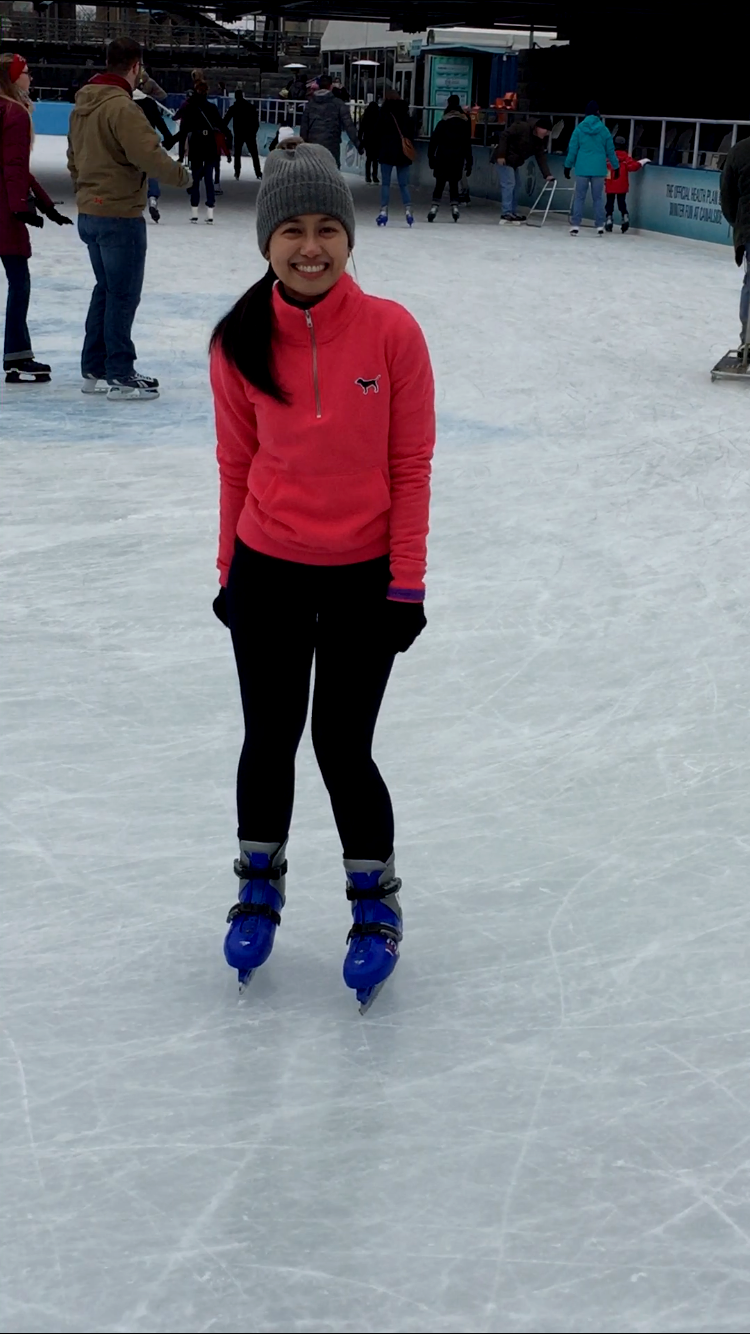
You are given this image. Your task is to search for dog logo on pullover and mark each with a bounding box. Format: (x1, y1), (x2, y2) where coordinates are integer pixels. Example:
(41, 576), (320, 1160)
(355, 375), (381, 395)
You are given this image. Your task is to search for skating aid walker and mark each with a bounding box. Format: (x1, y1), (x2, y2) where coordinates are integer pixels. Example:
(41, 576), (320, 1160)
(711, 340), (750, 383)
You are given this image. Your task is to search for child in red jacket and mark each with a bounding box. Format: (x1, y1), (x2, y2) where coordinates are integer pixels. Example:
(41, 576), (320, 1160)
(209, 143), (435, 1011)
(605, 135), (648, 233)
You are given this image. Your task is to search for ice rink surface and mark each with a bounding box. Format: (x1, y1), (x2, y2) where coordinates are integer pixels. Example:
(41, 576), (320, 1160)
(2, 137), (750, 1334)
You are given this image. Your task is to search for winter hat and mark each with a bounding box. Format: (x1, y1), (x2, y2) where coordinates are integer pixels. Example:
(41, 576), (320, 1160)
(534, 115), (553, 131)
(8, 54), (28, 83)
(256, 141), (355, 256)
(446, 94), (461, 110)
(614, 135), (627, 147)
(585, 99), (600, 115)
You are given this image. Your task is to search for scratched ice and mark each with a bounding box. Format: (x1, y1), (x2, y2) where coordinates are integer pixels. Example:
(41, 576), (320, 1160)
(2, 137), (750, 1334)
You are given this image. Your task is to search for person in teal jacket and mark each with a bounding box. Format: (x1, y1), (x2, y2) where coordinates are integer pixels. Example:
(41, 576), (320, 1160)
(564, 101), (618, 235)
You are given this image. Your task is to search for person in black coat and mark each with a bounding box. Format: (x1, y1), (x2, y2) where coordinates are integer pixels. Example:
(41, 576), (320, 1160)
(427, 95), (472, 222)
(133, 88), (176, 223)
(375, 89), (414, 225)
(224, 90), (262, 181)
(178, 81), (228, 219)
(358, 99), (380, 184)
(721, 135), (750, 349)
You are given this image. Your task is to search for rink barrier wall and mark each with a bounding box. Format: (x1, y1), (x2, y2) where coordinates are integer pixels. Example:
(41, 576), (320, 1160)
(34, 103), (731, 248)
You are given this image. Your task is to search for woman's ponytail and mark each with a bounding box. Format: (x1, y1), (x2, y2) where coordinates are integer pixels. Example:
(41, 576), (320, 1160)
(210, 265), (287, 403)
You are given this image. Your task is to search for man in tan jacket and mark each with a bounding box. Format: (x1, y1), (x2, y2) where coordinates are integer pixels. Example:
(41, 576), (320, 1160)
(68, 37), (190, 399)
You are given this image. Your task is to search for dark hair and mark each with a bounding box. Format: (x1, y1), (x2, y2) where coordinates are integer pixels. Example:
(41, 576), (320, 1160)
(210, 266), (287, 403)
(194, 79), (209, 95)
(383, 87), (400, 101)
(318, 74), (332, 89)
(106, 37), (142, 73)
(446, 94), (461, 110)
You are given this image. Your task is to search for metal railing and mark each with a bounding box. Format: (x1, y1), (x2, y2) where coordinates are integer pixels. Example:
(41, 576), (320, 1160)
(23, 91), (750, 170)
(409, 108), (750, 169)
(0, 14), (322, 61)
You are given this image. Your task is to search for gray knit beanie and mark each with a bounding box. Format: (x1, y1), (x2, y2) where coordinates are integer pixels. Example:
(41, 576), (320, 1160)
(256, 142), (356, 256)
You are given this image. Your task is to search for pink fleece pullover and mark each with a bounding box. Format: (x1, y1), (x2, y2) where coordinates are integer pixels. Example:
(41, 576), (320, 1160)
(211, 273), (435, 601)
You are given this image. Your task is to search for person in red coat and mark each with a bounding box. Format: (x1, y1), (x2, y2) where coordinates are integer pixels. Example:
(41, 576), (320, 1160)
(0, 53), (72, 382)
(605, 135), (649, 234)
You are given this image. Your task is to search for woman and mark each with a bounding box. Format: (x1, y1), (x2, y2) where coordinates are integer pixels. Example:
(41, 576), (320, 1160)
(427, 94), (473, 223)
(564, 100), (618, 236)
(177, 79), (227, 223)
(375, 88), (414, 227)
(210, 142), (435, 1010)
(0, 53), (72, 383)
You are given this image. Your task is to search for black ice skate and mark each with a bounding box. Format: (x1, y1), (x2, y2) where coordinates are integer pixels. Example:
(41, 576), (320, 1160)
(4, 358), (51, 384)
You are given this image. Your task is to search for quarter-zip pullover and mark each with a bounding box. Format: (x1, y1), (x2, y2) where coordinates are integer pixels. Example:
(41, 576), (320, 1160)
(212, 274), (435, 601)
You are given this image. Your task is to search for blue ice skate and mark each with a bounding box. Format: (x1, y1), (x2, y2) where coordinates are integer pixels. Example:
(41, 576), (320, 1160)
(343, 855), (402, 1013)
(376, 209), (388, 226)
(224, 840), (287, 991)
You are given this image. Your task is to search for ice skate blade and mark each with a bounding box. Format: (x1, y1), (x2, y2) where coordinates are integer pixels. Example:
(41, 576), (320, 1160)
(357, 980), (386, 1014)
(5, 371), (51, 384)
(237, 968), (255, 995)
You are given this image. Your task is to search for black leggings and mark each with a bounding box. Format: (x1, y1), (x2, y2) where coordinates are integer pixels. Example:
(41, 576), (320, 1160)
(432, 174), (461, 203)
(226, 541), (395, 860)
(605, 192), (628, 216)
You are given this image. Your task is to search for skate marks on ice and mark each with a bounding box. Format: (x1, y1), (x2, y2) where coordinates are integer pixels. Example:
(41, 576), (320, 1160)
(3, 137), (750, 1334)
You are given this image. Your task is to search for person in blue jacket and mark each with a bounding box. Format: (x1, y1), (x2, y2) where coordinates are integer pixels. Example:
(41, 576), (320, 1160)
(564, 101), (618, 236)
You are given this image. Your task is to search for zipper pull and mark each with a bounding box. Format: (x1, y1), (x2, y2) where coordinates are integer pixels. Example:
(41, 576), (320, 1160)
(305, 310), (313, 328)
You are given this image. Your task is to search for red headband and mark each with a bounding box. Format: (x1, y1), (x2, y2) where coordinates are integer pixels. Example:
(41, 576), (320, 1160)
(8, 54), (28, 83)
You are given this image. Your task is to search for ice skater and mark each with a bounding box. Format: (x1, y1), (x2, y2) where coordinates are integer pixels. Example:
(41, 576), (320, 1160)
(178, 79), (227, 223)
(490, 114), (554, 223)
(223, 90), (262, 181)
(0, 53), (72, 384)
(209, 142), (435, 1010)
(358, 97), (380, 184)
(564, 101), (619, 236)
(605, 136), (648, 232)
(427, 95), (472, 223)
(373, 88), (415, 226)
(720, 132), (750, 357)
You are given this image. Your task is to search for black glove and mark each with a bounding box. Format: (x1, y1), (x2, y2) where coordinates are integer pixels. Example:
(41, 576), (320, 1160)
(465, 167), (472, 177)
(47, 207), (73, 226)
(14, 210), (43, 228)
(563, 166), (571, 180)
(384, 599), (426, 654)
(213, 587), (229, 627)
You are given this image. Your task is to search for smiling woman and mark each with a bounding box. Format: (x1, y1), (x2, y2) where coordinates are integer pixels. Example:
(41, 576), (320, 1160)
(208, 140), (436, 1013)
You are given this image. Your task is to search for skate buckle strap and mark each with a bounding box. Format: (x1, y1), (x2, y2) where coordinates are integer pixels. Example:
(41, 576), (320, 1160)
(347, 921), (402, 945)
(345, 876), (402, 903)
(233, 858), (287, 881)
(226, 901), (282, 926)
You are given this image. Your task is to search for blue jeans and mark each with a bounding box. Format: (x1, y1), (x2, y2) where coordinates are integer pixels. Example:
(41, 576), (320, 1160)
(497, 163), (522, 214)
(571, 175), (606, 228)
(190, 161), (216, 207)
(147, 178), (160, 199)
(1, 254), (32, 362)
(379, 163), (411, 210)
(741, 255), (749, 340)
(78, 214), (147, 382)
